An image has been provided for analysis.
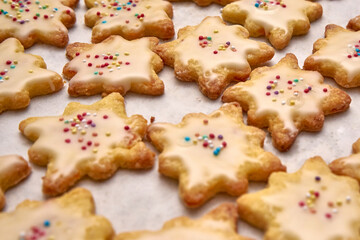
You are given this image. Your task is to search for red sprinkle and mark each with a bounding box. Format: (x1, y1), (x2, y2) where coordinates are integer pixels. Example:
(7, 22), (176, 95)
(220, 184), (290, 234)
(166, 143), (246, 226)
(75, 52), (80, 56)
(66, 9), (71, 14)
(325, 213), (332, 219)
(203, 142), (209, 147)
(298, 201), (305, 207)
(213, 50), (218, 54)
(6, 60), (11, 65)
(348, 55), (352, 58)
(222, 142), (227, 148)
(209, 133), (215, 139)
(65, 139), (71, 143)
(103, 115), (108, 119)
(87, 141), (92, 146)
(81, 146), (87, 150)
(88, 63), (92, 67)
(323, 88), (328, 92)
(63, 128), (69, 132)
(266, 92), (271, 96)
(124, 125), (130, 130)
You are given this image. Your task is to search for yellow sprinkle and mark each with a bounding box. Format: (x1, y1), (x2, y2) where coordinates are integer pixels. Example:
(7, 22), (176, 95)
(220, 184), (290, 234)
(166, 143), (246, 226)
(81, 130), (86, 135)
(28, 69), (33, 73)
(280, 89), (284, 93)
(4, 76), (9, 80)
(336, 201), (343, 206)
(124, 52), (129, 56)
(264, 5), (268, 10)
(272, 98), (276, 102)
(47, 236), (55, 240)
(76, 120), (80, 123)
(116, 63), (120, 67)
(146, 5), (151, 8)
(271, 84), (276, 88)
(113, 56), (117, 60)
(112, 62), (116, 65)
(93, 148), (98, 153)
(139, 17), (143, 21)
(107, 66), (112, 69)
(71, 129), (77, 134)
(214, 30), (219, 33)
(107, 52), (111, 55)
(106, 132), (111, 136)
(193, 140), (197, 145)
(290, 100), (295, 106)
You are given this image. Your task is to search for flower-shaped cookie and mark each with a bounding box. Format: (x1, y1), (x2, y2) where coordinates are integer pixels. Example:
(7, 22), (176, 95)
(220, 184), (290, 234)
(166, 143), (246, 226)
(0, 155), (31, 210)
(116, 203), (251, 240)
(222, 53), (351, 151)
(19, 93), (155, 196)
(222, 0), (323, 49)
(0, 188), (114, 240)
(347, 15), (360, 31)
(147, 102), (285, 208)
(63, 35), (164, 97)
(237, 156), (360, 240)
(168, 0), (234, 7)
(304, 24), (360, 88)
(155, 16), (274, 99)
(330, 138), (360, 183)
(0, 0), (76, 48)
(84, 0), (174, 43)
(0, 38), (63, 114)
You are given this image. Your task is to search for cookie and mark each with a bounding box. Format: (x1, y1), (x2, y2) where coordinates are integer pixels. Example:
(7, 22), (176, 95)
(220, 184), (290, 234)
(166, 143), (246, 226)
(222, 53), (351, 152)
(0, 155), (31, 210)
(0, 188), (114, 240)
(237, 156), (360, 240)
(329, 138), (360, 183)
(0, 38), (63, 114)
(347, 15), (360, 31)
(19, 92), (155, 196)
(0, 0), (76, 48)
(168, 0), (234, 7)
(60, 0), (79, 9)
(84, 0), (174, 43)
(147, 102), (285, 208)
(221, 0), (323, 49)
(63, 35), (164, 97)
(155, 16), (274, 99)
(304, 24), (360, 88)
(116, 203), (252, 240)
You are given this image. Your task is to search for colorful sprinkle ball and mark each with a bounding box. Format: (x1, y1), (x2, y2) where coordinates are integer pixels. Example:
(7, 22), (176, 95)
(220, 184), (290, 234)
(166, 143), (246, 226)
(0, 59), (19, 82)
(93, 0), (145, 25)
(76, 52), (131, 75)
(183, 119), (227, 156)
(346, 41), (360, 58)
(59, 112), (130, 153)
(0, 0), (72, 25)
(254, 0), (286, 10)
(296, 176), (352, 220)
(198, 34), (237, 54)
(19, 220), (51, 240)
(264, 74), (328, 106)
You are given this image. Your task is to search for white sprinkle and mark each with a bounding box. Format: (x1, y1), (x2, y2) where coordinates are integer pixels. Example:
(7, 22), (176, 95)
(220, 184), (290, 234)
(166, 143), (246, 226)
(87, 112), (91, 116)
(82, 119), (86, 123)
(197, 136), (202, 141)
(306, 193), (311, 198)
(84, 125), (89, 128)
(208, 140), (212, 144)
(109, 69), (113, 72)
(75, 124), (80, 127)
(209, 144), (214, 149)
(294, 92), (298, 96)
(93, 113), (97, 116)
(4, 69), (8, 72)
(332, 209), (338, 214)
(281, 100), (286, 105)
(299, 78), (304, 81)
(292, 83), (296, 86)
(50, 14), (54, 18)
(117, 67), (121, 70)
(346, 196), (352, 202)
(82, 59), (86, 63)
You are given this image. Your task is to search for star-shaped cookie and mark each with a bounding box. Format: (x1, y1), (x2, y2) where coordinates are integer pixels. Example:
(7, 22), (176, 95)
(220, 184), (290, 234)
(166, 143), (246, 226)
(147, 102), (285, 208)
(116, 203), (252, 240)
(237, 156), (360, 240)
(347, 15), (360, 31)
(0, 38), (63, 114)
(84, 0), (174, 43)
(0, 188), (114, 240)
(63, 35), (164, 97)
(222, 53), (351, 152)
(222, 0), (323, 49)
(0, 155), (31, 210)
(330, 138), (360, 183)
(155, 16), (274, 100)
(304, 24), (360, 88)
(168, 0), (234, 7)
(0, 0), (76, 48)
(19, 92), (155, 196)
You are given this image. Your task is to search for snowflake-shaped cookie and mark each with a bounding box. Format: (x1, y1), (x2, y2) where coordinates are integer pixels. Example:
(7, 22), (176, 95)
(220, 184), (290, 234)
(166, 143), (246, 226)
(116, 203), (251, 240)
(222, 0), (323, 49)
(330, 138), (360, 183)
(84, 0), (174, 43)
(63, 35), (164, 97)
(19, 93), (155, 196)
(0, 155), (31, 210)
(304, 24), (360, 88)
(0, 38), (63, 114)
(155, 16), (274, 99)
(347, 15), (360, 31)
(0, 0), (76, 48)
(0, 188), (114, 240)
(147, 102), (285, 208)
(237, 156), (360, 240)
(222, 53), (351, 151)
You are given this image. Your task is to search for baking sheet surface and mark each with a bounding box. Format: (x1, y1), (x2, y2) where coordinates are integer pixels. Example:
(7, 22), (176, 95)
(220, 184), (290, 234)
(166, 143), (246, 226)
(1, 0), (360, 238)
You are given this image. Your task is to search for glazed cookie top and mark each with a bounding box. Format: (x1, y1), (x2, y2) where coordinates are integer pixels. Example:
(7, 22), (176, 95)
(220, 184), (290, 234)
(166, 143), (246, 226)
(174, 16), (266, 82)
(245, 64), (328, 133)
(0, 0), (74, 45)
(223, 0), (314, 34)
(85, 0), (172, 34)
(238, 157), (360, 240)
(65, 36), (162, 96)
(0, 188), (114, 240)
(0, 38), (61, 96)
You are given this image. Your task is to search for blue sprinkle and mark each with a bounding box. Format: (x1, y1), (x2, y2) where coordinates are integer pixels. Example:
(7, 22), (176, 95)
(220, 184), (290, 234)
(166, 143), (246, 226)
(254, 3), (259, 7)
(102, 20), (107, 24)
(356, 48), (360, 52)
(116, 7), (121, 10)
(44, 220), (51, 227)
(184, 136), (190, 142)
(127, 1), (131, 4)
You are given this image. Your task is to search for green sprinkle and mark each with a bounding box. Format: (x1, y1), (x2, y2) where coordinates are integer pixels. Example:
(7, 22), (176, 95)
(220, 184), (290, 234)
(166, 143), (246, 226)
(294, 79), (299, 82)
(207, 36), (212, 41)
